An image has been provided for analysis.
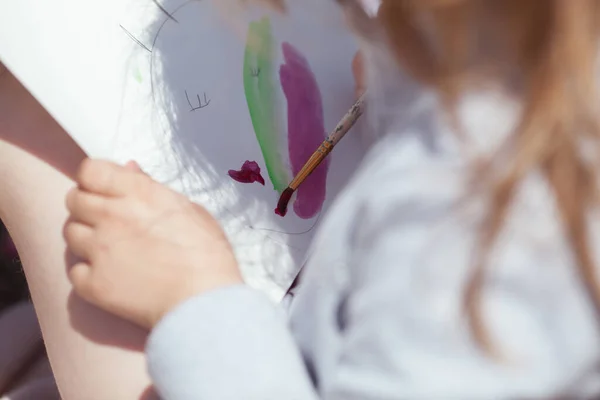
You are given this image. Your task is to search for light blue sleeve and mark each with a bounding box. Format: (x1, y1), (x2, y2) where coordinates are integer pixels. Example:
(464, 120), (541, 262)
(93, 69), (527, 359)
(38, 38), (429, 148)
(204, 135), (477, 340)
(146, 285), (319, 400)
(145, 161), (594, 399)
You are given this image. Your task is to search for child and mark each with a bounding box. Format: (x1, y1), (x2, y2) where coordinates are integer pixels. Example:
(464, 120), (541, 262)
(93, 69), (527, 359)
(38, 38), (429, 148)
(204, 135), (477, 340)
(64, 0), (600, 398)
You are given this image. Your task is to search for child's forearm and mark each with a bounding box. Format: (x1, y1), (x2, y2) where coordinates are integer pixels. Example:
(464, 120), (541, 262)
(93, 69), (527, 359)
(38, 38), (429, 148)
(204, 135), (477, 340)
(0, 70), (155, 400)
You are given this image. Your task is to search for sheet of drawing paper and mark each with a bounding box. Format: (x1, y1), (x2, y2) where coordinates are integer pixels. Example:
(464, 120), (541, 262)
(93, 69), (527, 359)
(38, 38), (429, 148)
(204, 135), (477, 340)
(0, 0), (364, 300)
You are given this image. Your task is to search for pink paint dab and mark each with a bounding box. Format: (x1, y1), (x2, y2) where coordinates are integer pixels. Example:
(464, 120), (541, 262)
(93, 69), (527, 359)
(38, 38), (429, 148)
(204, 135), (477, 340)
(228, 161), (266, 185)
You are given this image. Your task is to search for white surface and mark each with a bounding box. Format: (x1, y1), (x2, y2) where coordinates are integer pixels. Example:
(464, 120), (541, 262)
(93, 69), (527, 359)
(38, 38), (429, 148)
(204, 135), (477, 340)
(0, 0), (364, 300)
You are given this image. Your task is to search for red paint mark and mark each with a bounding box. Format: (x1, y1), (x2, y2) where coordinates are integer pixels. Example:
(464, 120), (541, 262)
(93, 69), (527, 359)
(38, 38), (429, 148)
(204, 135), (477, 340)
(279, 42), (328, 219)
(228, 161), (266, 185)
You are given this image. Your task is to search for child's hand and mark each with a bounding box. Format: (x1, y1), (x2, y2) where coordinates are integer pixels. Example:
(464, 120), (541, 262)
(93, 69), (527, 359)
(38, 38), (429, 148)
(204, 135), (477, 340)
(64, 159), (242, 329)
(352, 51), (366, 98)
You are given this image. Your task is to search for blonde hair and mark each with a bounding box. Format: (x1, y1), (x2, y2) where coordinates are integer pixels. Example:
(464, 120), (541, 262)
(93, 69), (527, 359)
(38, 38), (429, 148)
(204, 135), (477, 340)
(262, 0), (600, 351)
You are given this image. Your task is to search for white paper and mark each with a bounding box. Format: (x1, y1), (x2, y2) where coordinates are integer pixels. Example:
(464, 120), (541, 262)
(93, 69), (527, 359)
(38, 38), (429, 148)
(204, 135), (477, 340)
(0, 0), (364, 300)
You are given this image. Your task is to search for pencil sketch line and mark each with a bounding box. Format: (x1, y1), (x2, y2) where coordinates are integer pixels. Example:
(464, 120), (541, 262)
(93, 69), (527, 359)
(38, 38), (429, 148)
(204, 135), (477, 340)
(119, 25), (152, 53)
(249, 212), (321, 235)
(185, 90), (211, 111)
(152, 0), (179, 23)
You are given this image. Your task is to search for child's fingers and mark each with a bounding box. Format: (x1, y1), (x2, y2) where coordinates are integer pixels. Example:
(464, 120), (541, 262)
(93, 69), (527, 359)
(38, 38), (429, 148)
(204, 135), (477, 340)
(66, 187), (111, 226)
(125, 160), (145, 174)
(352, 51), (366, 97)
(77, 158), (150, 197)
(63, 221), (96, 260)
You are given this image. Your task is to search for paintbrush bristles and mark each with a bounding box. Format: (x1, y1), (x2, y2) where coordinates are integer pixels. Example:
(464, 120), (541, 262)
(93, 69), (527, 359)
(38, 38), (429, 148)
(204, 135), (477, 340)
(275, 187), (294, 216)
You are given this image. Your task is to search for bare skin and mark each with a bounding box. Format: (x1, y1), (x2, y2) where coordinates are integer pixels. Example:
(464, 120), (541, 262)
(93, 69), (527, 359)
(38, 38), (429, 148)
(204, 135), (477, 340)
(352, 51), (366, 98)
(0, 67), (156, 399)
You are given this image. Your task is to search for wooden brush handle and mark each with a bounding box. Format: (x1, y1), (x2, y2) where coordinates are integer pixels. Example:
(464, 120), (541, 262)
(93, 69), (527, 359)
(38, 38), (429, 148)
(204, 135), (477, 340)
(287, 94), (366, 192)
(327, 94), (365, 146)
(288, 141), (333, 190)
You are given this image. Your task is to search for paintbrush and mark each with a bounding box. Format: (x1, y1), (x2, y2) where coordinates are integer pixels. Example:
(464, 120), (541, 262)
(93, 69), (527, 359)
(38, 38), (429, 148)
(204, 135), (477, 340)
(275, 93), (366, 217)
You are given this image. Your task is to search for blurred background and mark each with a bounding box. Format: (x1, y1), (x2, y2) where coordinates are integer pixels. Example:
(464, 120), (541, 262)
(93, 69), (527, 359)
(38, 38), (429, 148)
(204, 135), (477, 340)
(0, 221), (28, 312)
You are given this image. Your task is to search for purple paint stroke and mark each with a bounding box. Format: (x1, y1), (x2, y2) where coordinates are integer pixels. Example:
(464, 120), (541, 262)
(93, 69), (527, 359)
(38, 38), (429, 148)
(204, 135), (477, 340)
(279, 42), (328, 219)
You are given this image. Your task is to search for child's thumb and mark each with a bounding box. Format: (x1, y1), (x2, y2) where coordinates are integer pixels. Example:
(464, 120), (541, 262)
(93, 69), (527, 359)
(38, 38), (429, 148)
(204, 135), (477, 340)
(124, 160), (146, 175)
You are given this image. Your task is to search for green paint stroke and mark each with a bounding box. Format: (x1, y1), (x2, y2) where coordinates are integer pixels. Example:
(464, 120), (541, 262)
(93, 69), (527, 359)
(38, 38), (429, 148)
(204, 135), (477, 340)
(243, 18), (289, 192)
(133, 67), (143, 83)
